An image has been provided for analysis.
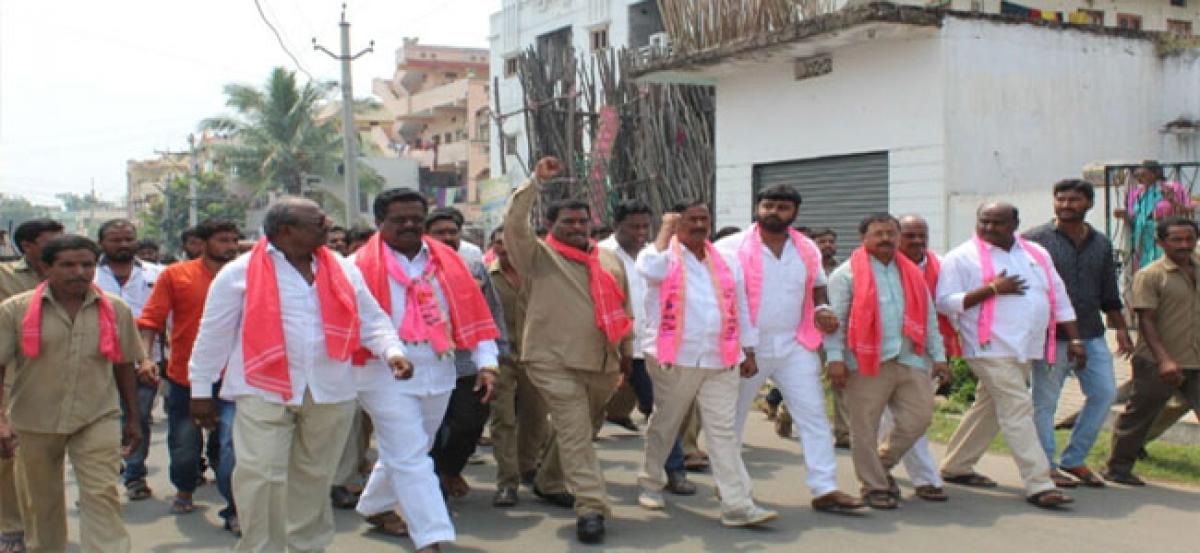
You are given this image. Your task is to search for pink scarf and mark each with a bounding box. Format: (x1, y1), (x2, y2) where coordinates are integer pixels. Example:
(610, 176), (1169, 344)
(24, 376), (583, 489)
(738, 224), (822, 350)
(21, 281), (122, 362)
(545, 235), (633, 344)
(972, 235), (1058, 363)
(657, 238), (740, 367)
(353, 233), (499, 362)
(846, 247), (929, 376)
(242, 239), (360, 401)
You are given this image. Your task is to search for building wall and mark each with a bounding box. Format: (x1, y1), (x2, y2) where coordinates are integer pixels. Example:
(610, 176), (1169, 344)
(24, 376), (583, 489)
(871, 0), (1200, 32)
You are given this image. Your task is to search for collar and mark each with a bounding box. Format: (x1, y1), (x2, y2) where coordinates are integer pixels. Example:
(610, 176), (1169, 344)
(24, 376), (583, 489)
(99, 255), (145, 269)
(14, 257), (35, 273)
(1049, 220), (1096, 244)
(41, 283), (102, 308)
(1160, 254), (1200, 273)
(388, 239), (430, 262)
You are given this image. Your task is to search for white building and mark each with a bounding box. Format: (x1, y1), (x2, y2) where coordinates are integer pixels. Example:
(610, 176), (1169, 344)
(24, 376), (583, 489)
(634, 3), (1200, 255)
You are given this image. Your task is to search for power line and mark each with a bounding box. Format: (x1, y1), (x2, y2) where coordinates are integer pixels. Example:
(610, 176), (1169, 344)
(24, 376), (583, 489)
(253, 0), (316, 81)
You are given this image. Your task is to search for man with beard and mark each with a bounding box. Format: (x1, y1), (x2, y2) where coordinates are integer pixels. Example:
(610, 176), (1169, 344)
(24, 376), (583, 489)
(1104, 217), (1200, 485)
(137, 218), (243, 532)
(0, 235), (146, 552)
(825, 213), (948, 509)
(181, 227), (204, 261)
(93, 219), (163, 502)
(717, 186), (863, 513)
(1024, 180), (1130, 488)
(936, 203), (1079, 508)
(503, 157), (634, 544)
(0, 218), (63, 551)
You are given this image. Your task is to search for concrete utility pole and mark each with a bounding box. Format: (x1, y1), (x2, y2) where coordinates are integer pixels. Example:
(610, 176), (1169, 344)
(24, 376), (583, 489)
(314, 4), (373, 225)
(187, 133), (199, 227)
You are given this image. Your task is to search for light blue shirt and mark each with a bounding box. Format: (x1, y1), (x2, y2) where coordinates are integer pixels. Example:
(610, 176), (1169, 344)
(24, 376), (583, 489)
(823, 255), (945, 371)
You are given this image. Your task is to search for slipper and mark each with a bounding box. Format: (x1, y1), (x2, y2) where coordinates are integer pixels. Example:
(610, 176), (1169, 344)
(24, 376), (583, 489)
(914, 485), (949, 502)
(365, 512), (409, 537)
(1050, 469), (1079, 489)
(170, 496), (195, 514)
(1027, 489), (1074, 509)
(942, 472), (998, 488)
(1061, 465), (1106, 488)
(863, 490), (898, 510)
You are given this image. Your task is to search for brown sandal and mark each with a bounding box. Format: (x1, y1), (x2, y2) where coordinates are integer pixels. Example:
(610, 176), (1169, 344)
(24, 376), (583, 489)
(1061, 466), (1106, 488)
(863, 490), (898, 510)
(914, 485), (949, 502)
(365, 512), (409, 536)
(1027, 489), (1074, 509)
(942, 472), (998, 488)
(1050, 469), (1079, 489)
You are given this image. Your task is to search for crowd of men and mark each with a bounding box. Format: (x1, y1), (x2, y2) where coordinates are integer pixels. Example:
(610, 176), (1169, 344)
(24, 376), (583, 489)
(0, 155), (1196, 552)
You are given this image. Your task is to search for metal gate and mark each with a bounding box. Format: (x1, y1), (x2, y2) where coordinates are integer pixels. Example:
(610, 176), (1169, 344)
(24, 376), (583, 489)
(752, 151), (889, 261)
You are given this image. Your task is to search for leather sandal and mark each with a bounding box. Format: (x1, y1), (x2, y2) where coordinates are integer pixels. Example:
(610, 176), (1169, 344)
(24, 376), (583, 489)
(942, 472), (998, 488)
(1050, 469), (1079, 489)
(811, 490), (865, 512)
(1061, 465), (1106, 488)
(1027, 489), (1074, 509)
(863, 490), (898, 510)
(914, 485), (949, 502)
(365, 512), (409, 536)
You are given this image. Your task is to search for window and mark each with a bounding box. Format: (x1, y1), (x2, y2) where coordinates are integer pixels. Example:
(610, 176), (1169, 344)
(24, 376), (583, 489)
(503, 133), (518, 154)
(1080, 9), (1103, 26)
(503, 57), (518, 78)
(1168, 19), (1193, 36)
(591, 27), (610, 51)
(1116, 13), (1142, 30)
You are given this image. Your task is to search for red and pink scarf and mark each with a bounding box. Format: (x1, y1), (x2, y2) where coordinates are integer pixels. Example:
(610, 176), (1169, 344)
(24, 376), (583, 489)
(353, 232), (499, 362)
(921, 251), (962, 358)
(737, 224), (822, 350)
(242, 239), (360, 400)
(21, 282), (122, 362)
(846, 247), (929, 376)
(972, 235), (1058, 363)
(658, 238), (740, 367)
(545, 235), (632, 344)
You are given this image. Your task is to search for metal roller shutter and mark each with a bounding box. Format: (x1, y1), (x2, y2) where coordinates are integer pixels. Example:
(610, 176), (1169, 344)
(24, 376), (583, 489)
(752, 151), (889, 261)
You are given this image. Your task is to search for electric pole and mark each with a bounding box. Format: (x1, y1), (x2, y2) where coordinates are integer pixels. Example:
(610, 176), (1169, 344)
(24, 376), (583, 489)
(314, 4), (373, 225)
(187, 133), (199, 227)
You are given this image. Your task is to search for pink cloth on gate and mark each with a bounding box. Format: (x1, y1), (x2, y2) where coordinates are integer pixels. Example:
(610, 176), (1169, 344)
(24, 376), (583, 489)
(657, 238), (741, 367)
(21, 281), (122, 362)
(737, 223), (822, 350)
(971, 235), (1058, 363)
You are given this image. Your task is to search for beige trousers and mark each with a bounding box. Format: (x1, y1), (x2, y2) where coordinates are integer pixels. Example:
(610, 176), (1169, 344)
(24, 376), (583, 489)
(526, 364), (617, 517)
(940, 357), (1055, 496)
(232, 391), (356, 553)
(15, 414), (129, 553)
(332, 408), (372, 488)
(491, 360), (552, 490)
(640, 357), (754, 513)
(1, 378), (20, 535)
(844, 361), (935, 492)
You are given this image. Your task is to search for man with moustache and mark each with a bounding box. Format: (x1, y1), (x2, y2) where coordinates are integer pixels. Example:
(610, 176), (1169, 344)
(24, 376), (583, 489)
(137, 218), (244, 531)
(0, 235), (146, 552)
(1104, 217), (1200, 485)
(717, 185), (863, 513)
(93, 219), (163, 502)
(1024, 180), (1130, 488)
(181, 227), (204, 261)
(502, 157), (635, 544)
(0, 219), (63, 552)
(326, 226), (350, 257)
(188, 198), (411, 552)
(936, 203), (1079, 508)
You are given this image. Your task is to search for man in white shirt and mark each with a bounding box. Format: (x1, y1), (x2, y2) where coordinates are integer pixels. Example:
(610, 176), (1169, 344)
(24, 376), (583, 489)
(716, 185), (863, 513)
(936, 203), (1081, 508)
(188, 198), (411, 552)
(93, 219), (163, 502)
(636, 199), (777, 527)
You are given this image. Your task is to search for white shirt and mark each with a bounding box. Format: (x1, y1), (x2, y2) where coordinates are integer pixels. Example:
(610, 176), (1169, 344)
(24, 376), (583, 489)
(715, 229), (828, 358)
(351, 243), (499, 396)
(637, 243), (758, 368)
(936, 238), (1076, 362)
(95, 258), (164, 359)
(598, 236), (650, 359)
(457, 241), (484, 266)
(188, 243), (404, 405)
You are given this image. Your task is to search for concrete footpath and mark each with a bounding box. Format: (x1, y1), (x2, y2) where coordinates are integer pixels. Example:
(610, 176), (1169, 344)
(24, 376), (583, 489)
(59, 408), (1198, 552)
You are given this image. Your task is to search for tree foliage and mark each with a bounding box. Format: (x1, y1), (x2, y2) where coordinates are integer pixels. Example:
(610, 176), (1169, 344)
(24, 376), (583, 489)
(138, 172), (248, 252)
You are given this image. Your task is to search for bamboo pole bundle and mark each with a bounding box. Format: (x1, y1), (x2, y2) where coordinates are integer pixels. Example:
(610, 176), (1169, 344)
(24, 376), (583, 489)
(657, 0), (836, 55)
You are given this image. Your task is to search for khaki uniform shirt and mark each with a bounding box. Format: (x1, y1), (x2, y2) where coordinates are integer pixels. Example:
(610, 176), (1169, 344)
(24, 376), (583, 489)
(502, 180), (633, 373)
(489, 259), (528, 359)
(0, 258), (43, 395)
(1130, 253), (1200, 369)
(0, 287), (145, 434)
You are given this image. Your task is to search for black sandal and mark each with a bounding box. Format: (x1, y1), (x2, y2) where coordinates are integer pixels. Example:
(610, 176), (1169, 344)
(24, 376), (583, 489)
(863, 490), (898, 510)
(942, 472), (998, 488)
(1026, 489), (1074, 509)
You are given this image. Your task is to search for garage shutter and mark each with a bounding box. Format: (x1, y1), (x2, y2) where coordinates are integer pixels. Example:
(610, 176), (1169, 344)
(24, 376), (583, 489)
(752, 151), (888, 262)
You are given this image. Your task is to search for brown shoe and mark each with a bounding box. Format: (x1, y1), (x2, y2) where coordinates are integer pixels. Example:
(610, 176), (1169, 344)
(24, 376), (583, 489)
(811, 490), (865, 513)
(441, 474), (470, 498)
(914, 485), (949, 502)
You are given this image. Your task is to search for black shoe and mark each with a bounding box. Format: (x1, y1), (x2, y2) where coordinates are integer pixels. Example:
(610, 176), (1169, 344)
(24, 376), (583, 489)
(533, 486), (576, 508)
(520, 470), (537, 487)
(1101, 469), (1146, 487)
(606, 416), (638, 432)
(665, 472), (697, 496)
(330, 486), (360, 509)
(492, 486), (518, 507)
(576, 513), (605, 544)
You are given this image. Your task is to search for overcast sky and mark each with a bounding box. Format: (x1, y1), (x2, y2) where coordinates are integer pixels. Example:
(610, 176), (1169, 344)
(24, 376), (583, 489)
(0, 0), (498, 205)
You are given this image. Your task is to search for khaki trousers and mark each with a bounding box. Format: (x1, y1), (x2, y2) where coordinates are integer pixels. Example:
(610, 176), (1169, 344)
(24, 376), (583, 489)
(681, 403), (702, 457)
(232, 391), (356, 553)
(491, 360), (552, 490)
(844, 361), (935, 492)
(526, 364), (617, 517)
(15, 414), (129, 553)
(604, 382), (638, 421)
(332, 408), (372, 487)
(640, 357), (754, 512)
(1, 378), (20, 535)
(940, 357), (1054, 496)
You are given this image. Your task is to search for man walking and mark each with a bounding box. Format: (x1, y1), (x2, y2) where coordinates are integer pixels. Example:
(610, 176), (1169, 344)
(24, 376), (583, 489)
(811, 228), (850, 448)
(825, 213), (948, 509)
(137, 218), (243, 531)
(1025, 180), (1130, 488)
(716, 185), (862, 513)
(1104, 217), (1200, 485)
(0, 235), (146, 552)
(600, 200), (653, 432)
(936, 202), (1079, 508)
(188, 198), (411, 552)
(502, 157), (635, 544)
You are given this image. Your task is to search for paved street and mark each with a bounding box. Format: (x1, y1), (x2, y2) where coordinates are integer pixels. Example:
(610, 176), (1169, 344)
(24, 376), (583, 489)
(56, 407), (1198, 552)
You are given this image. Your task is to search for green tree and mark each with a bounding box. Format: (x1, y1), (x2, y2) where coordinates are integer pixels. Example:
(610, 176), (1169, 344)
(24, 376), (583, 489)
(138, 173), (249, 252)
(1, 195), (55, 237)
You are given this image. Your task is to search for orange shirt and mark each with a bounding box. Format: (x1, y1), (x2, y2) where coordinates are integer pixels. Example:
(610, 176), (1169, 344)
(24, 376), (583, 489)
(137, 258), (217, 386)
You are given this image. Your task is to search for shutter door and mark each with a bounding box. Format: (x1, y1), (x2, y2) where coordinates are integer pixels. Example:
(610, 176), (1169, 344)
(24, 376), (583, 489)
(752, 151), (888, 261)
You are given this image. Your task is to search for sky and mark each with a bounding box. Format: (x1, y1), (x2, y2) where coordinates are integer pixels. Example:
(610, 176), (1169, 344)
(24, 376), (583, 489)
(0, 0), (499, 205)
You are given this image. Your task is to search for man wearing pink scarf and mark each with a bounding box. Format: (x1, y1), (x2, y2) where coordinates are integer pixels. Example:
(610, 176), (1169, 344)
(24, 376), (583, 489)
(636, 199), (777, 527)
(936, 202), (1082, 509)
